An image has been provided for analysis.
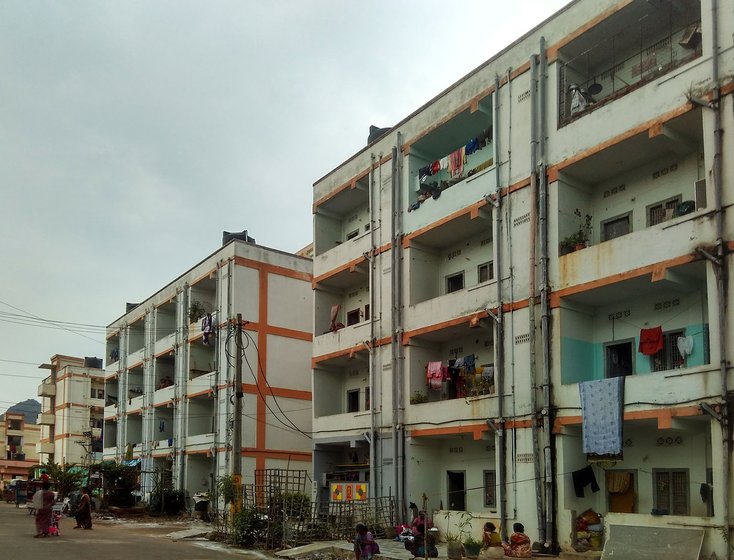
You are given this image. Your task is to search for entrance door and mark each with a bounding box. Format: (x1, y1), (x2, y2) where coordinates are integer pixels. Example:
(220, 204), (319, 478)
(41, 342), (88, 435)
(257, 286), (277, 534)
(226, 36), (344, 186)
(447, 471), (466, 511)
(608, 471), (635, 513)
(605, 341), (634, 378)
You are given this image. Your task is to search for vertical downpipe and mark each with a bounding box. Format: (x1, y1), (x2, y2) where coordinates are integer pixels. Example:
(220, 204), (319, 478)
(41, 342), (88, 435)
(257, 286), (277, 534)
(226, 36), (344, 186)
(529, 54), (545, 542)
(709, 1), (729, 556)
(538, 36), (554, 550)
(368, 154), (377, 500)
(493, 75), (508, 539)
(391, 143), (400, 522)
(392, 133), (406, 521)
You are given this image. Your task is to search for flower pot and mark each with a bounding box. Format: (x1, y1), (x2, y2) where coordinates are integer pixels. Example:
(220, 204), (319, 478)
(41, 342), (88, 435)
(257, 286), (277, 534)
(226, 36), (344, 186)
(463, 542), (482, 558)
(447, 541), (464, 560)
(574, 243), (586, 251)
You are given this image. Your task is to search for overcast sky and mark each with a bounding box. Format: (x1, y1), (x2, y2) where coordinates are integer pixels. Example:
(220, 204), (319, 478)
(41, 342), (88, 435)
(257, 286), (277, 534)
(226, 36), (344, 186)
(0, 0), (570, 412)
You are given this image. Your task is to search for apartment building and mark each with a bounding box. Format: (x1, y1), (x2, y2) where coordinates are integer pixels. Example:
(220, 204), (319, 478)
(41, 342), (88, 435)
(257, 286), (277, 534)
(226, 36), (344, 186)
(36, 355), (105, 465)
(0, 412), (40, 480)
(103, 238), (313, 501)
(311, 0), (732, 556)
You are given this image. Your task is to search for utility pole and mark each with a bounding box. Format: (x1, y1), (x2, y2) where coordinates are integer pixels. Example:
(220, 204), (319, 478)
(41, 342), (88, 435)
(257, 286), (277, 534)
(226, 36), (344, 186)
(232, 314), (243, 499)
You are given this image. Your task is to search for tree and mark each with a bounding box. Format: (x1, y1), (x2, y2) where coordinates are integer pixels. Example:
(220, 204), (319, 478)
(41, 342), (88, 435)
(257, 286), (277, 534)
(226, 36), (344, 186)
(38, 459), (86, 498)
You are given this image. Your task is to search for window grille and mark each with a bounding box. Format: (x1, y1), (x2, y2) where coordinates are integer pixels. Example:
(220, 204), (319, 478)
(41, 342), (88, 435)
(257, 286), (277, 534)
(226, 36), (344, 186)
(654, 469), (689, 515)
(650, 330), (685, 372)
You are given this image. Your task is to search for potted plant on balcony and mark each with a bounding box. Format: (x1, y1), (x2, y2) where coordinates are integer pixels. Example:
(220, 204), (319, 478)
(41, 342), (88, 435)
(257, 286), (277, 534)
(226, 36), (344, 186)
(463, 534), (483, 558)
(560, 209), (593, 254)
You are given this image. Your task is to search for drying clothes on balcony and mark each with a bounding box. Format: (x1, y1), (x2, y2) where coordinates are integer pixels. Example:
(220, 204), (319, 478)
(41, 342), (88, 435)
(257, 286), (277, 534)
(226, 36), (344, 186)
(572, 465), (600, 498)
(426, 361), (447, 390)
(463, 354), (476, 374)
(465, 138), (479, 156)
(418, 165), (432, 181)
(201, 313), (215, 345)
(677, 335), (694, 357)
(440, 156), (448, 170)
(638, 326), (663, 355)
(431, 160), (441, 175)
(579, 376), (625, 456)
(448, 146), (465, 177)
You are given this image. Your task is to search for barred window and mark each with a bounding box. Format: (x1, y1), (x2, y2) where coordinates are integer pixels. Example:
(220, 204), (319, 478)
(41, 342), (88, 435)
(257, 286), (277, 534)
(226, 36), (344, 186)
(484, 470), (497, 508)
(654, 469), (689, 515)
(650, 330), (685, 372)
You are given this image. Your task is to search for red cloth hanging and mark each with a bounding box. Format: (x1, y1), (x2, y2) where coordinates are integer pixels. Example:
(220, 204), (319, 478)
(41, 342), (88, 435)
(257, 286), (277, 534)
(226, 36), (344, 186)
(639, 326), (664, 355)
(426, 361), (446, 390)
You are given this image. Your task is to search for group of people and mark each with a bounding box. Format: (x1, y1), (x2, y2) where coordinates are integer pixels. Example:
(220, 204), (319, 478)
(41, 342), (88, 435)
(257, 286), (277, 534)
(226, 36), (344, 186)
(354, 518), (531, 559)
(33, 477), (93, 538)
(481, 522), (532, 558)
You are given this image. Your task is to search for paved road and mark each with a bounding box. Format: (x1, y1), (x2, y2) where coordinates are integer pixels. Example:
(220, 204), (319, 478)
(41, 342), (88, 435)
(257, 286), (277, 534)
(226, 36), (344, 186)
(0, 502), (264, 560)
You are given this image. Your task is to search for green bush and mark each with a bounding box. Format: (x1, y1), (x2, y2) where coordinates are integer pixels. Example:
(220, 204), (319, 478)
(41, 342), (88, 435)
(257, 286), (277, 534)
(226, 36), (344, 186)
(231, 506), (267, 547)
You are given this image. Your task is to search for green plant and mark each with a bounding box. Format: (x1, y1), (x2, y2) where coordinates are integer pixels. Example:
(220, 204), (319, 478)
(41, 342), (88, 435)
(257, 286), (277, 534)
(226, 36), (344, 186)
(216, 474), (236, 506)
(189, 301), (206, 323)
(561, 209), (593, 251)
(36, 460), (86, 498)
(92, 461), (138, 507)
(231, 505), (267, 546)
(443, 510), (474, 543)
(463, 534), (482, 546)
(410, 391), (428, 404)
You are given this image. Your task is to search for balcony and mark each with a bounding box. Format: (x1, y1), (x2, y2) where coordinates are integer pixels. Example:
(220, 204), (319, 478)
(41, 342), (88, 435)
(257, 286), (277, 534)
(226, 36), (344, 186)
(37, 382), (56, 398)
(36, 442), (54, 455)
(313, 353), (372, 428)
(314, 173), (370, 259)
(104, 403), (118, 419)
(154, 332), (176, 355)
(556, 259), (709, 390)
(153, 385), (175, 407)
(127, 395), (144, 413)
(185, 432), (215, 449)
(313, 412), (372, 435)
(557, 0), (702, 128)
(187, 371), (215, 397)
(37, 413), (55, 425)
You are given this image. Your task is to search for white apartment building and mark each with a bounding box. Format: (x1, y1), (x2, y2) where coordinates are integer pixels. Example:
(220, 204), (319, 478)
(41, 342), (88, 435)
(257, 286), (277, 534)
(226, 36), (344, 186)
(311, 0), (733, 556)
(103, 238), (313, 501)
(37, 355), (105, 465)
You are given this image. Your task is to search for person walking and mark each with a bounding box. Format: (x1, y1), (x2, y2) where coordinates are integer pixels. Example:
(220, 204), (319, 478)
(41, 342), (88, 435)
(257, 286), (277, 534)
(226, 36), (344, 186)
(33, 481), (55, 538)
(74, 486), (93, 530)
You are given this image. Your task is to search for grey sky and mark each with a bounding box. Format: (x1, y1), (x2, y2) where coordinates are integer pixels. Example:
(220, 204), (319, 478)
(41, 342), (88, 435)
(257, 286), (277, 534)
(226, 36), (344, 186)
(0, 0), (569, 411)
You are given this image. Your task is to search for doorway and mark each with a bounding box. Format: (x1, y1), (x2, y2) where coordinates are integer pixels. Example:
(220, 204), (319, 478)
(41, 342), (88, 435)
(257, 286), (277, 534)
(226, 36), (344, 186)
(605, 340), (634, 378)
(447, 470), (466, 511)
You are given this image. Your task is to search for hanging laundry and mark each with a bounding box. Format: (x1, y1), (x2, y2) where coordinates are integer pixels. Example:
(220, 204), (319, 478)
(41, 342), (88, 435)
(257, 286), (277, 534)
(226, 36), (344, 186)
(426, 361), (446, 390)
(202, 313), (215, 345)
(431, 160), (441, 175)
(159, 420), (165, 433)
(579, 376), (625, 456)
(440, 156), (449, 170)
(677, 335), (694, 357)
(638, 326), (663, 355)
(418, 165), (432, 181)
(465, 138), (479, 156)
(448, 146), (465, 177)
(572, 465), (600, 497)
(462, 354), (476, 374)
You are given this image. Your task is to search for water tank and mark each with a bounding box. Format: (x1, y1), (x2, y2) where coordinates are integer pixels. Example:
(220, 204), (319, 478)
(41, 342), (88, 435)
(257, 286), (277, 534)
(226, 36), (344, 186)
(84, 357), (103, 369)
(222, 230), (256, 246)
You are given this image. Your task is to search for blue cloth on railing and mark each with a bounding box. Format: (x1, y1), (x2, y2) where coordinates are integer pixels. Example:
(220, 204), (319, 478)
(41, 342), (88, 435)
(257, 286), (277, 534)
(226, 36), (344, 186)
(579, 377), (625, 455)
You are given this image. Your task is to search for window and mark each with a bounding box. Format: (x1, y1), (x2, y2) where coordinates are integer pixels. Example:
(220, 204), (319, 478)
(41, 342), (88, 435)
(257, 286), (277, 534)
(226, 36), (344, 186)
(446, 272), (465, 294)
(346, 309), (361, 326)
(346, 229), (359, 241)
(8, 419), (21, 431)
(347, 389), (360, 413)
(605, 340), (634, 377)
(602, 213), (631, 241)
(478, 262), (494, 283)
(483, 470), (497, 508)
(97, 389), (105, 399)
(654, 469), (689, 515)
(364, 304), (370, 321)
(651, 330), (685, 372)
(365, 387), (370, 410)
(647, 196), (681, 226)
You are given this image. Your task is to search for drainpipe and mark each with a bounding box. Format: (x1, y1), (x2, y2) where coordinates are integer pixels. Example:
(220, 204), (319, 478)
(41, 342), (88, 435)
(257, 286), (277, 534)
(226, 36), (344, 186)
(505, 67), (519, 518)
(368, 153), (377, 500)
(529, 53), (545, 542)
(538, 36), (555, 552)
(391, 139), (404, 522)
(493, 74), (507, 540)
(709, 2), (729, 557)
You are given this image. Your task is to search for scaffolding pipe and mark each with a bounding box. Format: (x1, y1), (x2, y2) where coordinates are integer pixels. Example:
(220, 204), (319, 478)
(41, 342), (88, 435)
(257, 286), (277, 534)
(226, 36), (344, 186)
(493, 74), (508, 540)
(529, 53), (544, 542)
(709, 1), (729, 557)
(538, 35), (555, 551)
